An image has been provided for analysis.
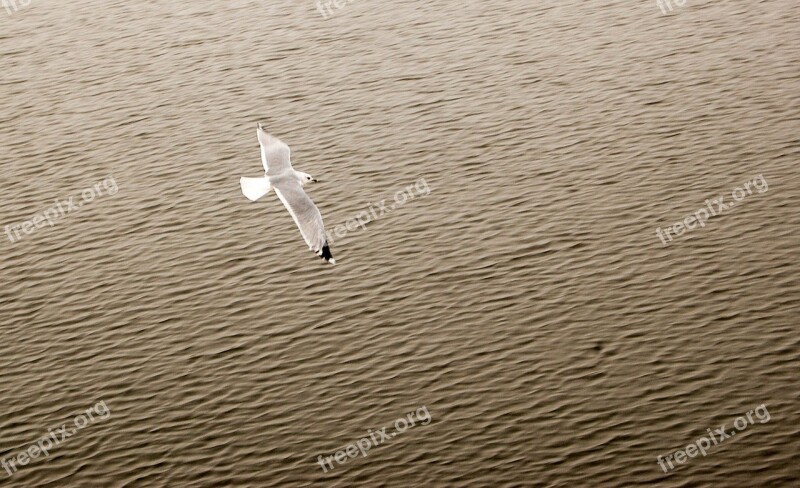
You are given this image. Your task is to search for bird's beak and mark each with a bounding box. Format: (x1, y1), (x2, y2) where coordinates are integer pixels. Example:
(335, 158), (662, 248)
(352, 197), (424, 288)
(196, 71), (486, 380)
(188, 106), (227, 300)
(311, 178), (319, 183)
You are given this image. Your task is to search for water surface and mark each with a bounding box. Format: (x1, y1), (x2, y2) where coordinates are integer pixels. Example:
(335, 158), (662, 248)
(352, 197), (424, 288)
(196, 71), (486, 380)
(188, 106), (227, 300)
(1, 0), (798, 486)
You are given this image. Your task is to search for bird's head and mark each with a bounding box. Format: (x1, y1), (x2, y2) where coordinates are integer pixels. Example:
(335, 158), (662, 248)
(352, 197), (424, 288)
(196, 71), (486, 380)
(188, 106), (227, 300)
(297, 171), (318, 186)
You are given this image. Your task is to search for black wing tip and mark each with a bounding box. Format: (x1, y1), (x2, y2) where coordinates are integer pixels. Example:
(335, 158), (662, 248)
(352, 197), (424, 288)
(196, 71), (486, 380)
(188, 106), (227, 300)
(318, 243), (336, 265)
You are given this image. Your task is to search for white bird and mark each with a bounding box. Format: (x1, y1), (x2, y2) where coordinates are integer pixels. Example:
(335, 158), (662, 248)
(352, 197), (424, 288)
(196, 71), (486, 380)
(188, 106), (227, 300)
(240, 123), (335, 265)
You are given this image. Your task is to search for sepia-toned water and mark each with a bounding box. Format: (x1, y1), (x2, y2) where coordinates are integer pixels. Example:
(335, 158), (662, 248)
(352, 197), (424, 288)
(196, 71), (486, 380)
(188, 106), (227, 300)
(1, 0), (798, 486)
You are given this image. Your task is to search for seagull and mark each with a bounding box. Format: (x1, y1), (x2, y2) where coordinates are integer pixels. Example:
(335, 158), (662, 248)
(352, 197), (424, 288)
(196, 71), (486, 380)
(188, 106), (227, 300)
(240, 123), (335, 265)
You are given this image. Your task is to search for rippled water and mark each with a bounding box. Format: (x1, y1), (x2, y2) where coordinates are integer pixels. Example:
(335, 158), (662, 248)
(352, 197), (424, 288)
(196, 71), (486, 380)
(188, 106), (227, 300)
(1, 0), (799, 486)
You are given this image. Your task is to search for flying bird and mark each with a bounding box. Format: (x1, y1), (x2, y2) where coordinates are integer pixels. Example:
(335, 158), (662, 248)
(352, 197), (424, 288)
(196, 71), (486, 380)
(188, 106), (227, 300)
(240, 123), (335, 264)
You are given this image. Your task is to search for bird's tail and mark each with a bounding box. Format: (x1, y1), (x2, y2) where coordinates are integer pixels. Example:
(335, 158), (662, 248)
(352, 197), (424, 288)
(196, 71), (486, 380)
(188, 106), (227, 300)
(240, 176), (272, 201)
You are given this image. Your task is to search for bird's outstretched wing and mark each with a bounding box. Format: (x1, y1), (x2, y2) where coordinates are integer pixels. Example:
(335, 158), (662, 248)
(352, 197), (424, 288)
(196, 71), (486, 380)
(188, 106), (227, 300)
(272, 179), (335, 264)
(257, 123), (292, 175)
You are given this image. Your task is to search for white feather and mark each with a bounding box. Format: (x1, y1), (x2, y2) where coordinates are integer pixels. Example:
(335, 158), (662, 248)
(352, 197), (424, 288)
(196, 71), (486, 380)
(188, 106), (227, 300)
(240, 176), (271, 202)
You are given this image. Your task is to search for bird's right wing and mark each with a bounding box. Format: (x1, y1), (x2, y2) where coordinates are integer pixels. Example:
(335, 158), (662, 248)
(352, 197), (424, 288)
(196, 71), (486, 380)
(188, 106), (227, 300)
(273, 179), (335, 264)
(257, 123), (292, 175)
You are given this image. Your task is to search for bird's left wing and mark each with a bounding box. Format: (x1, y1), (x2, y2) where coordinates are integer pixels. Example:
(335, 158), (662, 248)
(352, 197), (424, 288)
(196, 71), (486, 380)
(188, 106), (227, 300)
(272, 179), (335, 264)
(257, 123), (292, 175)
